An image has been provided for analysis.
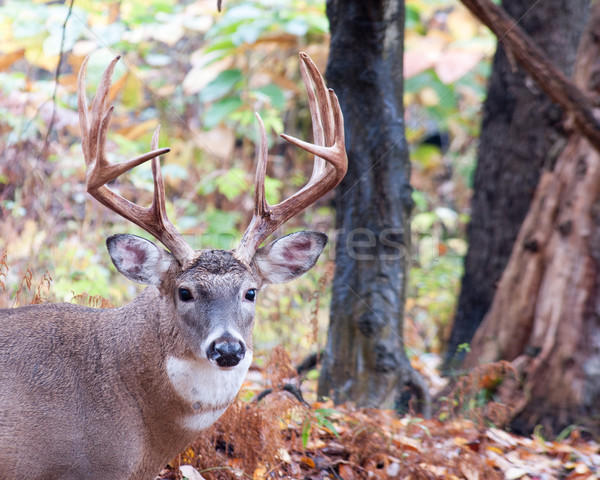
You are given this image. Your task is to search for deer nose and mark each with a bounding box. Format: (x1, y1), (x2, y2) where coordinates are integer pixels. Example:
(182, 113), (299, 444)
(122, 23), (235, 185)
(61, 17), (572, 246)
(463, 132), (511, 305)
(207, 337), (246, 368)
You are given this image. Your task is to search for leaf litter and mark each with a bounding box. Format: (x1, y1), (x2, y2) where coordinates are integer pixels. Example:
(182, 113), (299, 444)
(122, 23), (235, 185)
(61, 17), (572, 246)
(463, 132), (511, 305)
(158, 348), (600, 480)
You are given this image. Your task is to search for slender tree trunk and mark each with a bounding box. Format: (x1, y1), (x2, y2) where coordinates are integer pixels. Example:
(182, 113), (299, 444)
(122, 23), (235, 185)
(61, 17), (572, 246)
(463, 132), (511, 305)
(464, 3), (600, 434)
(318, 0), (429, 413)
(444, 0), (589, 371)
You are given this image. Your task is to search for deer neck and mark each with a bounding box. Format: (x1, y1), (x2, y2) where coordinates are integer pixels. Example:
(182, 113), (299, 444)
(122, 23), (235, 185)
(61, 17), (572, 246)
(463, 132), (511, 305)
(107, 287), (250, 437)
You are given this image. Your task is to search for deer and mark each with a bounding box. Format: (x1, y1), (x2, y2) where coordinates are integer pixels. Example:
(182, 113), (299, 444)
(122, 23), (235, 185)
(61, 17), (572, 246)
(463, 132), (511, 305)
(0, 52), (346, 480)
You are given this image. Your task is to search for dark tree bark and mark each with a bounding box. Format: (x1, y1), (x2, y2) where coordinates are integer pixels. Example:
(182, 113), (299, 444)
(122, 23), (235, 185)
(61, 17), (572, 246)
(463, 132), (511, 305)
(444, 0), (590, 370)
(464, 2), (600, 435)
(318, 0), (429, 413)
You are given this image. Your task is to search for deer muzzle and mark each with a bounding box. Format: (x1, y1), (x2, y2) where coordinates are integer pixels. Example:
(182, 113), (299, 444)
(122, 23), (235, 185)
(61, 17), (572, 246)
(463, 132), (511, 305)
(207, 336), (246, 368)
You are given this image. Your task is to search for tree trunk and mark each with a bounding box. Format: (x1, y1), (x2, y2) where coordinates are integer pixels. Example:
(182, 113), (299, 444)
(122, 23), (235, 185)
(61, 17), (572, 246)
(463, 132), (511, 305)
(318, 0), (429, 413)
(444, 0), (589, 371)
(464, 3), (600, 435)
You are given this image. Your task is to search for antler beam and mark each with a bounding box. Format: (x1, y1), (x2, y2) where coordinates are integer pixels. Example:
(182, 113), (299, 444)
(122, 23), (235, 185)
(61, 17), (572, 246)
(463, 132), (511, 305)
(234, 52), (348, 264)
(78, 56), (195, 265)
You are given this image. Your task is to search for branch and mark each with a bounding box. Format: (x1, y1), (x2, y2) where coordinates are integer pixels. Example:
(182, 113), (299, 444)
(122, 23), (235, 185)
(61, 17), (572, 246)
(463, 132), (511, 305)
(40, 0), (75, 160)
(460, 0), (600, 152)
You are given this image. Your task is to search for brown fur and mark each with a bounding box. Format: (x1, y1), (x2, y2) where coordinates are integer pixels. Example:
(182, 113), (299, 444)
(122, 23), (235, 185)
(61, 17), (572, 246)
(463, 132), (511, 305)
(0, 290), (192, 479)
(0, 233), (326, 480)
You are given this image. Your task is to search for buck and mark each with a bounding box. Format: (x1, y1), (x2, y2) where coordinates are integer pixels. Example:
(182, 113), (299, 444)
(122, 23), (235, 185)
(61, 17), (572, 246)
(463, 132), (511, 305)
(0, 53), (346, 480)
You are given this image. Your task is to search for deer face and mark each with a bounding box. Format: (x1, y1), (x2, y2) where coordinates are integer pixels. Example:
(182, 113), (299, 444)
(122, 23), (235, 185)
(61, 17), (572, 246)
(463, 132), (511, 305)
(106, 231), (327, 369)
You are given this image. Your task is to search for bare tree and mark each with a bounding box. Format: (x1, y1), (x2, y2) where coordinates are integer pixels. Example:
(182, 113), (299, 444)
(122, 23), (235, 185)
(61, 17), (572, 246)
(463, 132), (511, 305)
(318, 0), (429, 413)
(462, 1), (600, 434)
(444, 0), (589, 371)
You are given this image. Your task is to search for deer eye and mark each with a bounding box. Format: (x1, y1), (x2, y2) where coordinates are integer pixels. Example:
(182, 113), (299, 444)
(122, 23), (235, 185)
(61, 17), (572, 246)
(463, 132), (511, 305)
(178, 288), (193, 302)
(244, 289), (256, 302)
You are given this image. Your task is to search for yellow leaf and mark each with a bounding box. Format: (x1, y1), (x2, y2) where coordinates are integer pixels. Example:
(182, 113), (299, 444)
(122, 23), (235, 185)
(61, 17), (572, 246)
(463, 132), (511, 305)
(108, 71), (129, 105)
(253, 466), (267, 479)
(0, 49), (25, 71)
(486, 446), (504, 455)
(300, 456), (315, 468)
(25, 46), (59, 72)
(446, 6), (479, 41)
(116, 119), (159, 141)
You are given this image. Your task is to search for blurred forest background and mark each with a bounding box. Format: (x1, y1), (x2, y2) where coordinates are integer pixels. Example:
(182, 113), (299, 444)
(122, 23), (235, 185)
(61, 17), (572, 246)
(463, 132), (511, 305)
(4, 1), (600, 478)
(0, 0), (490, 365)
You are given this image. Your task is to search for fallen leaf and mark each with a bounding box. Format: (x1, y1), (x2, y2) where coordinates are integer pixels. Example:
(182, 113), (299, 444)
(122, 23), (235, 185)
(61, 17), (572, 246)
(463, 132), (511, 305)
(253, 466), (267, 479)
(504, 466), (529, 479)
(459, 461), (480, 480)
(487, 428), (519, 448)
(277, 447), (292, 464)
(393, 434), (422, 452)
(300, 456), (315, 468)
(180, 465), (205, 480)
(338, 464), (355, 480)
(387, 462), (401, 477)
(486, 446), (504, 455)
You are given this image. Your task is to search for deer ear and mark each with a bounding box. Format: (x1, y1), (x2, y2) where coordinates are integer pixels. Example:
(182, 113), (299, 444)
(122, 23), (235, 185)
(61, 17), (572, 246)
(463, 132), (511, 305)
(253, 231), (327, 285)
(106, 234), (174, 286)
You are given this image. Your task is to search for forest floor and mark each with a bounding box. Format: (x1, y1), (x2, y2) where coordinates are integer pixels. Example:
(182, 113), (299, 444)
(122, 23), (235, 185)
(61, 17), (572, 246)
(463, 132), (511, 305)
(157, 348), (600, 480)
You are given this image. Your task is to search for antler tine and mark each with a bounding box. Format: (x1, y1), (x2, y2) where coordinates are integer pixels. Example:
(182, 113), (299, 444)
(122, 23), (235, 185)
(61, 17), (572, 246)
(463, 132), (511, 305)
(89, 56), (119, 164)
(253, 112), (269, 218)
(78, 56), (195, 265)
(234, 53), (347, 264)
(298, 52), (333, 184)
(77, 56), (91, 164)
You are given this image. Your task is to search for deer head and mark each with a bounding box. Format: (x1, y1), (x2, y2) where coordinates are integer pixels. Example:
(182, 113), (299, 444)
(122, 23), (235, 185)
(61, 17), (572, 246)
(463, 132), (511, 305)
(78, 53), (346, 371)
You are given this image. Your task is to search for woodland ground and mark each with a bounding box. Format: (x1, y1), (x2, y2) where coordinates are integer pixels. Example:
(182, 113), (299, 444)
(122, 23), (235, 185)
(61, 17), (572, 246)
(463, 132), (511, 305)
(156, 347), (600, 480)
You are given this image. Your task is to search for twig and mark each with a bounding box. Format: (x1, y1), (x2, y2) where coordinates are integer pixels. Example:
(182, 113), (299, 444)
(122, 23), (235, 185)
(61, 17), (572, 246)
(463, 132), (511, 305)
(39, 0), (75, 160)
(295, 351), (322, 376)
(255, 384), (310, 407)
(460, 0), (600, 152)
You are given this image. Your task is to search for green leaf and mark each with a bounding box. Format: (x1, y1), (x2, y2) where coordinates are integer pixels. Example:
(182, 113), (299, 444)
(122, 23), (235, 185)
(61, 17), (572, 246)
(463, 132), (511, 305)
(405, 70), (457, 109)
(405, 5), (422, 30)
(203, 38), (236, 55)
(199, 69), (243, 103)
(303, 14), (329, 34)
(204, 96), (243, 129)
(224, 4), (264, 21)
(214, 168), (247, 201)
(318, 417), (340, 438)
(254, 84), (285, 110)
(301, 418), (311, 449)
(264, 175), (283, 205)
(315, 408), (340, 438)
(412, 212), (437, 232)
(412, 144), (442, 169)
(284, 18), (308, 36)
(231, 19), (271, 45)
(412, 189), (428, 211)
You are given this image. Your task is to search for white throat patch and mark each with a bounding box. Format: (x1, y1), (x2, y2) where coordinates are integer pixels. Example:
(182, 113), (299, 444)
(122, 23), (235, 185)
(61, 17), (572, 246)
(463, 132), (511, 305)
(166, 353), (252, 432)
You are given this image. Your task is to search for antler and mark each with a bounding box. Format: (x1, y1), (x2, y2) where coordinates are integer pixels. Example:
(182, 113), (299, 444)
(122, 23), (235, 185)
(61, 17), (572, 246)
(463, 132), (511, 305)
(234, 52), (348, 264)
(78, 56), (195, 265)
